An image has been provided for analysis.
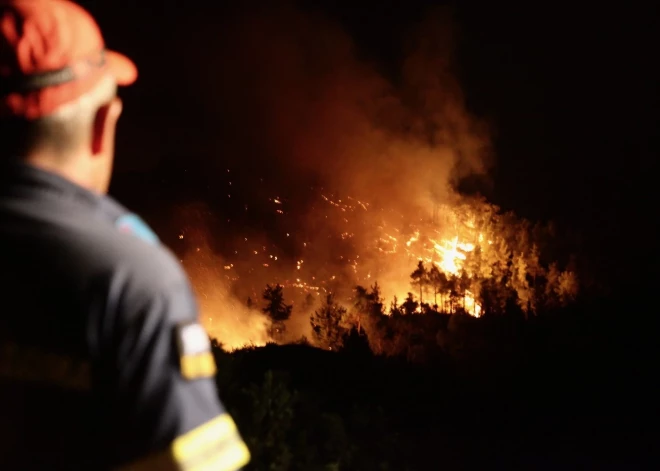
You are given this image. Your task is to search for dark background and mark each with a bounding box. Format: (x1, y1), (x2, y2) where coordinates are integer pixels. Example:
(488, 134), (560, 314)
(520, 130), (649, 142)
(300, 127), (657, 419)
(82, 0), (657, 295)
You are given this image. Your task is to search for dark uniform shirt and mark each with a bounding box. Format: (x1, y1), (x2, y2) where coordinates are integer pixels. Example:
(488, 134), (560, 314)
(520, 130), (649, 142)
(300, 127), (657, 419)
(0, 160), (249, 470)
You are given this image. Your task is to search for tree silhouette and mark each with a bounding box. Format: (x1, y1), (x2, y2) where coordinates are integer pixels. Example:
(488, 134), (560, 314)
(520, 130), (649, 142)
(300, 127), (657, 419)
(303, 292), (316, 312)
(262, 284), (293, 340)
(353, 285), (369, 312)
(410, 260), (429, 304)
(367, 282), (384, 317)
(389, 295), (403, 317)
(352, 286), (369, 332)
(479, 276), (508, 316)
(428, 265), (448, 311)
(352, 283), (384, 332)
(353, 283), (384, 315)
(458, 270), (471, 311)
(401, 292), (418, 315)
(465, 245), (484, 279)
(447, 275), (461, 313)
(310, 294), (348, 351)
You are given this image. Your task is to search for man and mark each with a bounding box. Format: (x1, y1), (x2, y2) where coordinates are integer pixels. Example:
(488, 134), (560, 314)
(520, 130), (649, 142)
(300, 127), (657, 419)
(0, 1), (250, 470)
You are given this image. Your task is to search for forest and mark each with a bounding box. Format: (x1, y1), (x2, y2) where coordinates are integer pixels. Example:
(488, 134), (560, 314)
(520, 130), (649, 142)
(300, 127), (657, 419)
(210, 260), (653, 470)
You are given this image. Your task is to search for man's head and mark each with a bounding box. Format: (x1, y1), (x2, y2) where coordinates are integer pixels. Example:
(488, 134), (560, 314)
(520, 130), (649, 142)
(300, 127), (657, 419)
(0, 0), (137, 193)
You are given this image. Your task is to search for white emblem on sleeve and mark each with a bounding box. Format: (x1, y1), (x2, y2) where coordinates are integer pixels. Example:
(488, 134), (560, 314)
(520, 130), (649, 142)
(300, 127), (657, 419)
(176, 322), (211, 356)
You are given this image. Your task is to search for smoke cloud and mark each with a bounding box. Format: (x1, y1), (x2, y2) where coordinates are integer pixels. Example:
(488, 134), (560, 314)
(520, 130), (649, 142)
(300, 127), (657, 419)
(174, 203), (271, 349)
(199, 5), (491, 205)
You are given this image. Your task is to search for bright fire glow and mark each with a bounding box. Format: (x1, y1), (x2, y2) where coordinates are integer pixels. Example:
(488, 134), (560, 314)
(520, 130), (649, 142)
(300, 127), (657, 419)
(176, 188), (575, 349)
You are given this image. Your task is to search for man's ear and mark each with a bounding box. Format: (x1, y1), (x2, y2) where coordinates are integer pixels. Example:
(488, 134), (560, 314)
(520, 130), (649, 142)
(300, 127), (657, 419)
(91, 97), (123, 156)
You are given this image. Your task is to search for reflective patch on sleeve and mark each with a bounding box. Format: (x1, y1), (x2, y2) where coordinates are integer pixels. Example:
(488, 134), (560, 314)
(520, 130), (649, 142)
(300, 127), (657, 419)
(117, 413), (251, 471)
(0, 341), (90, 391)
(175, 322), (217, 381)
(115, 213), (160, 245)
(173, 414), (251, 471)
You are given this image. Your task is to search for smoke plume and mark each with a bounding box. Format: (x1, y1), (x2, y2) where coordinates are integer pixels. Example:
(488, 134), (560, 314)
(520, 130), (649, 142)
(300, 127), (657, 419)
(201, 5), (491, 204)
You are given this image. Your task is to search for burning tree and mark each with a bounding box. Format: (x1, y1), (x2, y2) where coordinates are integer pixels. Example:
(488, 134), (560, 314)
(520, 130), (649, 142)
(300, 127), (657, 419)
(350, 284), (386, 353)
(401, 293), (419, 315)
(410, 260), (429, 305)
(428, 265), (448, 310)
(262, 284), (293, 341)
(310, 294), (349, 351)
(352, 284), (385, 329)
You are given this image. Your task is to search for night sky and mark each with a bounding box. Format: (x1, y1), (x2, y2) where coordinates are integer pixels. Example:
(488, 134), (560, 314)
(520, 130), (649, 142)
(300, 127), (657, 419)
(82, 1), (657, 294)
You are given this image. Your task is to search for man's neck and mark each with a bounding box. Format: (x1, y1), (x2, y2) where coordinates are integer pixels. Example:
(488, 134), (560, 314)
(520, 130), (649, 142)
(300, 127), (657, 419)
(23, 152), (98, 194)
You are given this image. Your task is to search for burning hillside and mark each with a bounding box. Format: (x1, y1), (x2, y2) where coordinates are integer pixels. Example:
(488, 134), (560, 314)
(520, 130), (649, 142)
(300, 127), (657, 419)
(174, 187), (579, 350)
(158, 7), (579, 350)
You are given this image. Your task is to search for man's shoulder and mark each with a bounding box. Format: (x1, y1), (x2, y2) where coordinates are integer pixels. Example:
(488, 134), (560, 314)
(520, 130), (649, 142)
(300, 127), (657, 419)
(58, 197), (190, 301)
(89, 220), (187, 291)
(102, 229), (187, 290)
(74, 215), (197, 323)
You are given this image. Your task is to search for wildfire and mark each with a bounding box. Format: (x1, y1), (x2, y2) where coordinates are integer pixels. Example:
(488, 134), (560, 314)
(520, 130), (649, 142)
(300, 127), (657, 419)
(176, 185), (578, 349)
(434, 236), (472, 275)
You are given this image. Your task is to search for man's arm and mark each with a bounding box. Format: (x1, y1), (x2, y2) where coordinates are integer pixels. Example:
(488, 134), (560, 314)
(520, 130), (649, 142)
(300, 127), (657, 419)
(98, 273), (250, 471)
